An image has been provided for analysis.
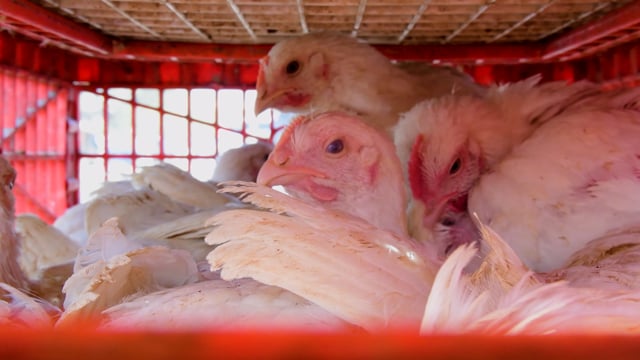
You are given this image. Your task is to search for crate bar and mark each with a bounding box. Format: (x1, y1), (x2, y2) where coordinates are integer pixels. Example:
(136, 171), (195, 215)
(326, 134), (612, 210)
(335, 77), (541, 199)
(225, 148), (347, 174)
(131, 87), (138, 172)
(116, 40), (541, 64)
(102, 88), (109, 180)
(1, 329), (640, 359)
(53, 86), (68, 214)
(23, 74), (35, 215)
(2, 71), (17, 153)
(543, 0), (640, 61)
(186, 90), (193, 172)
(114, 40), (272, 62)
(35, 79), (47, 216)
(66, 88), (79, 206)
(14, 72), (27, 149)
(0, 0), (113, 55)
(0, 70), (4, 141)
(80, 154), (222, 160)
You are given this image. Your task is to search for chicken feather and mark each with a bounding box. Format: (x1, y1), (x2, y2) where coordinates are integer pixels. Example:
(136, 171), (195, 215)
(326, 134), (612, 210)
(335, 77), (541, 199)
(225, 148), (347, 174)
(256, 32), (484, 133)
(206, 182), (439, 331)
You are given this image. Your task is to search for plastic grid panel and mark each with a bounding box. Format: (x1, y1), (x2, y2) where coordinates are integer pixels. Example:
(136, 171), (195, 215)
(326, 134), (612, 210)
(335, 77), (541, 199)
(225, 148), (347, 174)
(76, 86), (286, 202)
(0, 66), (68, 222)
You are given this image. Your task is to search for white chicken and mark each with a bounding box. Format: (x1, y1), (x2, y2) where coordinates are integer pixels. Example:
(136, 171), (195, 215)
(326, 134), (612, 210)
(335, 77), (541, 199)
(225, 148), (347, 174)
(211, 141), (274, 183)
(207, 182), (440, 331)
(207, 182), (640, 334)
(131, 162), (236, 209)
(255, 32), (485, 132)
(468, 102), (640, 271)
(58, 215), (354, 332)
(53, 180), (135, 246)
(15, 214), (78, 307)
(0, 157), (61, 327)
(58, 217), (201, 325)
(0, 158), (29, 291)
(222, 111), (640, 332)
(422, 215), (640, 334)
(257, 112), (409, 237)
(396, 77), (640, 271)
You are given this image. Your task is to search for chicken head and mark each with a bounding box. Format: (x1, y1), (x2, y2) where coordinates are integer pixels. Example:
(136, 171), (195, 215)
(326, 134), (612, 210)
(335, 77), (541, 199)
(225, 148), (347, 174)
(257, 111), (408, 237)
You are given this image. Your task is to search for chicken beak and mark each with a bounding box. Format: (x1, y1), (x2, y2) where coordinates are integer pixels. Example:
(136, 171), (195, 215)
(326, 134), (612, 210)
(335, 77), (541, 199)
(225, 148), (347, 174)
(254, 58), (285, 116)
(419, 197), (450, 229)
(254, 87), (290, 116)
(257, 156), (327, 186)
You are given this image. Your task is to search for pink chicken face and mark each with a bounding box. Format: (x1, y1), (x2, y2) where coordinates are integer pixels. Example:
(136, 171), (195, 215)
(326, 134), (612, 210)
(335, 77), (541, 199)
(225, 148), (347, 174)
(407, 133), (483, 228)
(257, 112), (384, 204)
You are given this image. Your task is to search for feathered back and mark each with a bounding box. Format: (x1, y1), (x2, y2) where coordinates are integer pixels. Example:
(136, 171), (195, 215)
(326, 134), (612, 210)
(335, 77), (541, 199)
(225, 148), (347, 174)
(16, 214), (78, 282)
(206, 182), (439, 331)
(132, 162), (234, 209)
(211, 142), (274, 182)
(61, 217), (199, 324)
(84, 188), (194, 237)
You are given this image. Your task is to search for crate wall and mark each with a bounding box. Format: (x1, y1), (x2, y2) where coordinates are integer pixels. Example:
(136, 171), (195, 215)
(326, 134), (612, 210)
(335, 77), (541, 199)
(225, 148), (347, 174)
(0, 67), (68, 222)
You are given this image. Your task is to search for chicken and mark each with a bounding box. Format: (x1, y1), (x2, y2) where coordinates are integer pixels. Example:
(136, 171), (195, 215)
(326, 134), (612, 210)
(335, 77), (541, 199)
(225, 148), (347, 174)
(0, 158), (28, 290)
(469, 104), (640, 271)
(207, 182), (441, 331)
(396, 78), (640, 271)
(15, 214), (78, 307)
(0, 283), (59, 328)
(53, 180), (136, 246)
(54, 156), (257, 248)
(100, 278), (354, 332)
(0, 156), (61, 327)
(421, 215), (640, 334)
(131, 162), (236, 209)
(84, 188), (195, 238)
(422, 239), (640, 334)
(207, 182), (640, 334)
(16, 214), (79, 281)
(257, 111), (408, 237)
(255, 32), (484, 132)
(58, 216), (353, 331)
(212, 141), (274, 183)
(395, 77), (601, 226)
(58, 217), (201, 325)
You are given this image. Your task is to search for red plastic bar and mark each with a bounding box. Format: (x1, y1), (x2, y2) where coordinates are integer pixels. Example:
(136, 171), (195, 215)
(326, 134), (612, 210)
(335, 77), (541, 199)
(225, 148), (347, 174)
(0, 67), (68, 219)
(543, 0), (640, 60)
(114, 40), (273, 62)
(0, 71), (4, 138)
(3, 0), (640, 69)
(0, 328), (640, 359)
(0, 0), (113, 55)
(114, 40), (540, 64)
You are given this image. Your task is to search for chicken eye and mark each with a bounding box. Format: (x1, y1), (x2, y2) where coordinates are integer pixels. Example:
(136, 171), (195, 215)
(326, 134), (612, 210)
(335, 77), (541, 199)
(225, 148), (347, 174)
(326, 139), (344, 154)
(441, 217), (456, 227)
(285, 60), (300, 75)
(449, 158), (462, 175)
